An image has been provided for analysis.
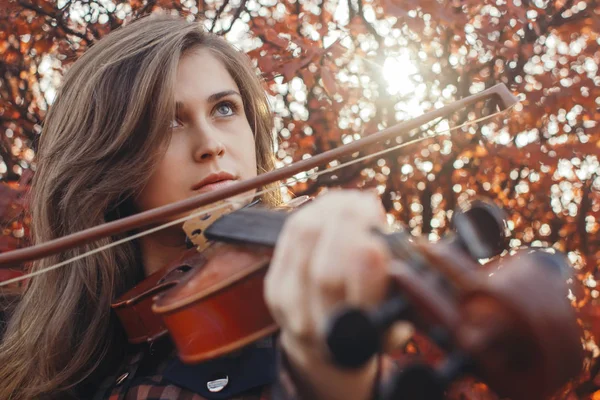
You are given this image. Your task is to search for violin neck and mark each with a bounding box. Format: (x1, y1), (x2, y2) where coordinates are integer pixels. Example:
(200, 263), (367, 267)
(203, 208), (288, 247)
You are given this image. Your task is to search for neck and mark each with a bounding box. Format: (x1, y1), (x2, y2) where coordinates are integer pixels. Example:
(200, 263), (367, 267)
(139, 226), (188, 276)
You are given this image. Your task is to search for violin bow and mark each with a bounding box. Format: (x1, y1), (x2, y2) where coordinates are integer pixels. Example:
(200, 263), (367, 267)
(0, 83), (518, 284)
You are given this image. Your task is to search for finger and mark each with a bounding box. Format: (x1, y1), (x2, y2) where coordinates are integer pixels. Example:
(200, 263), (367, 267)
(265, 212), (321, 342)
(345, 234), (390, 308)
(307, 223), (390, 327)
(304, 192), (388, 310)
(304, 223), (349, 330)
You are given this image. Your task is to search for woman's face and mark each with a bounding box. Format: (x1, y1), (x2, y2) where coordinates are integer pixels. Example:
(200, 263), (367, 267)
(135, 49), (258, 214)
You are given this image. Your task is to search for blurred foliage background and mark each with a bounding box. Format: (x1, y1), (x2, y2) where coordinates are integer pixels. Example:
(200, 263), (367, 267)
(0, 0), (599, 397)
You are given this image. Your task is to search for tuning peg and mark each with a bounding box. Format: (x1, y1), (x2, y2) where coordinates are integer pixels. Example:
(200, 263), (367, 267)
(451, 198), (509, 260)
(325, 296), (411, 368)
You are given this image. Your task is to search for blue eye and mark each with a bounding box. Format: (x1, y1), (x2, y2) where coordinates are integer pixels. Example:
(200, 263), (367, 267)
(215, 102), (235, 117)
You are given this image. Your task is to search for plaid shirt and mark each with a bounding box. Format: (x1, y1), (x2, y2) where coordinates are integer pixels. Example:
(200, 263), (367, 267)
(92, 336), (393, 400)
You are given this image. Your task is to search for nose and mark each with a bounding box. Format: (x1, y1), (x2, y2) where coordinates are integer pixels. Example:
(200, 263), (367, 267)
(191, 125), (226, 162)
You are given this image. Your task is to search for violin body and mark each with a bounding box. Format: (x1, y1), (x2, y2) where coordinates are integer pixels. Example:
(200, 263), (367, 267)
(112, 249), (206, 344)
(112, 197), (309, 360)
(112, 199), (277, 348)
(152, 244), (274, 363)
(112, 242), (276, 362)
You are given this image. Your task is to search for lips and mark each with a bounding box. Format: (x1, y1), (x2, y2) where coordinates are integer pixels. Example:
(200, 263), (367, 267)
(191, 172), (237, 192)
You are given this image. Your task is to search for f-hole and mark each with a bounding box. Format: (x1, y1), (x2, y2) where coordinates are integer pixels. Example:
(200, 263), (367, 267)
(158, 265), (193, 285)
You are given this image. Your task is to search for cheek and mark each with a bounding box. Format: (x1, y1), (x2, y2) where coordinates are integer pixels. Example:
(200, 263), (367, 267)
(231, 125), (259, 179)
(135, 143), (187, 212)
(245, 134), (259, 178)
(134, 167), (170, 212)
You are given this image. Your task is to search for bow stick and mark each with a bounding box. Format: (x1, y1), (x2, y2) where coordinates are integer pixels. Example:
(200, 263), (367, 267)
(0, 83), (518, 283)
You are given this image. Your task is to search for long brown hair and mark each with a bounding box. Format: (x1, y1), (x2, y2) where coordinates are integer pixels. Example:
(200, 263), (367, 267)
(0, 15), (279, 399)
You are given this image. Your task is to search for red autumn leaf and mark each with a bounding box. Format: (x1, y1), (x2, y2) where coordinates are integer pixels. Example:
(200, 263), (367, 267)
(321, 69), (337, 97)
(34, 38), (53, 53)
(301, 69), (315, 89)
(326, 41), (347, 60)
(264, 29), (289, 48)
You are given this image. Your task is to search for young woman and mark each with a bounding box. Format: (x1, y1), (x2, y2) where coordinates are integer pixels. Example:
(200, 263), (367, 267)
(0, 15), (409, 399)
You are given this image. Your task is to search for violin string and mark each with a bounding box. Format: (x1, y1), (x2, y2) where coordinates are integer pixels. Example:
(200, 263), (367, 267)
(0, 104), (514, 288)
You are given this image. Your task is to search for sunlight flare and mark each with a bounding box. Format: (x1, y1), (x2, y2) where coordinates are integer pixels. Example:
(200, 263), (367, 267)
(382, 52), (418, 96)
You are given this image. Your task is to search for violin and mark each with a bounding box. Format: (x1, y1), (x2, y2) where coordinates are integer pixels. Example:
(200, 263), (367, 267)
(116, 196), (583, 400)
(0, 84), (583, 399)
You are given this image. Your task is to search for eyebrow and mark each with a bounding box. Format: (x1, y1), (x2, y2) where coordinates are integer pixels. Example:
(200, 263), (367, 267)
(175, 90), (242, 114)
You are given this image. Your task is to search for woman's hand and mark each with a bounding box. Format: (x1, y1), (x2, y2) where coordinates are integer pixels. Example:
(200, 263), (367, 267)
(265, 190), (412, 400)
